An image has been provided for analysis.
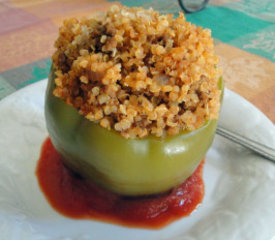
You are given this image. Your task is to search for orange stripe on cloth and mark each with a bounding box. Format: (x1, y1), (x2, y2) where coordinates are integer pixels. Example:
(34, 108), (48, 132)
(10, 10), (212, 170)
(216, 43), (275, 123)
(10, 0), (114, 23)
(0, 20), (57, 71)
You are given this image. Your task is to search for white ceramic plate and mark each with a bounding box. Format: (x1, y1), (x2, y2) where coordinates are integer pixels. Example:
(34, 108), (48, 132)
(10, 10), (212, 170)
(0, 80), (275, 240)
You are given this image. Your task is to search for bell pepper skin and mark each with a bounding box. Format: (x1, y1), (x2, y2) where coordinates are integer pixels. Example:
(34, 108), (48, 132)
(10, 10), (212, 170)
(45, 68), (222, 196)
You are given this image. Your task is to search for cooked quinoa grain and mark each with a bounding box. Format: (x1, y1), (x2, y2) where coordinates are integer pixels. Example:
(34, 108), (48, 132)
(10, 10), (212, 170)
(52, 5), (222, 139)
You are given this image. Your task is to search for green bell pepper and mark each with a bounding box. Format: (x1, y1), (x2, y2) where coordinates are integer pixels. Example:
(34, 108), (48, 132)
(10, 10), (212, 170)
(45, 68), (223, 196)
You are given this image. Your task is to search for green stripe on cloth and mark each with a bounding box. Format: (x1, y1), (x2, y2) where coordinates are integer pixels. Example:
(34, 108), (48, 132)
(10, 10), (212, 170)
(18, 60), (51, 88)
(186, 6), (275, 62)
(108, 0), (150, 7)
(0, 76), (16, 100)
(108, 0), (181, 15)
(229, 24), (275, 62)
(186, 6), (273, 42)
(0, 57), (51, 90)
(224, 0), (275, 23)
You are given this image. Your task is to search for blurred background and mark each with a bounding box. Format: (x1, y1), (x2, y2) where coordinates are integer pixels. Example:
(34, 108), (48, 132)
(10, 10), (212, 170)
(0, 0), (274, 123)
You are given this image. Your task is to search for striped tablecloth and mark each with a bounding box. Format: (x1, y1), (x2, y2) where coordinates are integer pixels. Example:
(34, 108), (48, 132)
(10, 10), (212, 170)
(1, 0), (274, 123)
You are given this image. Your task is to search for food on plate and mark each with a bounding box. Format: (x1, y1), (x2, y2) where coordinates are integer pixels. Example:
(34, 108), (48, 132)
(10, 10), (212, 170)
(39, 4), (222, 228)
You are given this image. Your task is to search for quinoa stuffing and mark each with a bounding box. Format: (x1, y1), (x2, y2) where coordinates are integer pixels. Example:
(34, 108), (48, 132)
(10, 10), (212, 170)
(52, 5), (222, 139)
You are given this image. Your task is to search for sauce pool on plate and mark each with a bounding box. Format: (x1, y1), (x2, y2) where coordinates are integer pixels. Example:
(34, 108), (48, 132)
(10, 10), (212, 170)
(36, 137), (205, 229)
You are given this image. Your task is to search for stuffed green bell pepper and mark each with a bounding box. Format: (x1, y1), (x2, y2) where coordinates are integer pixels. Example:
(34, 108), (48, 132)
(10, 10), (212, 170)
(45, 68), (223, 196)
(46, 6), (223, 196)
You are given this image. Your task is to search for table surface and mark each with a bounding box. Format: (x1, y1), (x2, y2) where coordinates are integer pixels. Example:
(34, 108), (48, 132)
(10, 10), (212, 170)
(1, 0), (275, 125)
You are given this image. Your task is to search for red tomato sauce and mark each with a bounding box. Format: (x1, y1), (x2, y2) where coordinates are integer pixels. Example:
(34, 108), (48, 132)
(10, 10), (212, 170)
(36, 137), (205, 229)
